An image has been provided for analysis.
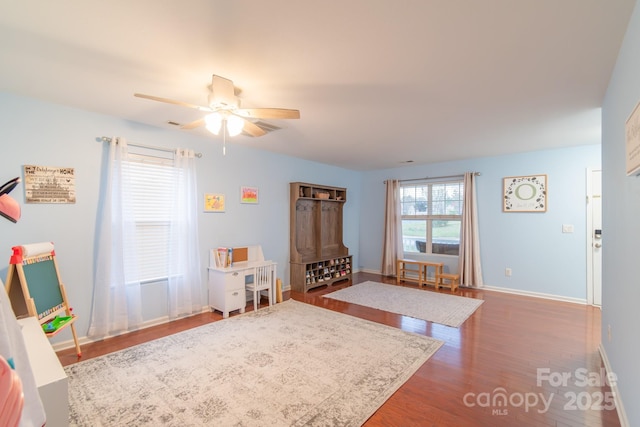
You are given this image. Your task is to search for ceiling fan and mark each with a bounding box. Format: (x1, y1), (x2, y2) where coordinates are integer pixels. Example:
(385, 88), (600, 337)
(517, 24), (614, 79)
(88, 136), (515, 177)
(134, 75), (300, 138)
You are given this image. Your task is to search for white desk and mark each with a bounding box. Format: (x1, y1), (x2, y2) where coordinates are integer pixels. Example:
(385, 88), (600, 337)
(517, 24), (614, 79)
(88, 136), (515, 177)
(18, 317), (69, 426)
(208, 245), (277, 318)
(207, 261), (277, 318)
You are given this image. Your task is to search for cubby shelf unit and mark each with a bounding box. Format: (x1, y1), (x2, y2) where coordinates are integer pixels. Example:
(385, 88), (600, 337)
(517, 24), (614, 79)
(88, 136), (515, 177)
(290, 182), (351, 293)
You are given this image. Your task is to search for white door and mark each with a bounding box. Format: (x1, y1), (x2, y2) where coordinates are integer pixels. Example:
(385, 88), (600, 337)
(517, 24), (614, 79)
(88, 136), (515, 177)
(588, 169), (602, 306)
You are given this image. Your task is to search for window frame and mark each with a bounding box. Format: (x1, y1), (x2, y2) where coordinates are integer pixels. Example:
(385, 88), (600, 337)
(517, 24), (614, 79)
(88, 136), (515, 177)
(400, 179), (464, 256)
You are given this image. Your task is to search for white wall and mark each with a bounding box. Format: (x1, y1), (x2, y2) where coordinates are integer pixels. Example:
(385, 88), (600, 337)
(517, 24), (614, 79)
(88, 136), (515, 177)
(0, 92), (361, 344)
(359, 144), (601, 301)
(602, 1), (640, 425)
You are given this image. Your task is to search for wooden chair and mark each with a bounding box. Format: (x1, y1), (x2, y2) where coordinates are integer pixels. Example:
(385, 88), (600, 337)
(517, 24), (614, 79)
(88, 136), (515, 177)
(0, 356), (24, 427)
(247, 263), (274, 312)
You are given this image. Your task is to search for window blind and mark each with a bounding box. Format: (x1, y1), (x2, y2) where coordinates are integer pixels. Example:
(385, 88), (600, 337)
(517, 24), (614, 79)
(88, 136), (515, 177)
(124, 155), (177, 283)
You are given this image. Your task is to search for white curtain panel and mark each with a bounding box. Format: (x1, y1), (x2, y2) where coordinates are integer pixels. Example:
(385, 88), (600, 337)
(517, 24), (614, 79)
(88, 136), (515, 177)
(167, 148), (203, 318)
(88, 137), (143, 338)
(381, 179), (402, 276)
(459, 172), (484, 287)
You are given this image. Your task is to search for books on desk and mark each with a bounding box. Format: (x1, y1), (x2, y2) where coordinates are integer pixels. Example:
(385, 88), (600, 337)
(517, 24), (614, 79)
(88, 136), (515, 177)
(209, 246), (258, 269)
(212, 247), (233, 268)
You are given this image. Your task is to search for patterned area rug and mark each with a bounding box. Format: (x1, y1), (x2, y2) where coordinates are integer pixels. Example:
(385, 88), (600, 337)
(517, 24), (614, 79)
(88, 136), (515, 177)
(65, 300), (443, 426)
(324, 281), (484, 327)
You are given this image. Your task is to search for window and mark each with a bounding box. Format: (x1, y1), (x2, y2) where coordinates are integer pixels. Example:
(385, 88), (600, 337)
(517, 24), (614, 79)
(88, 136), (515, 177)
(124, 151), (178, 283)
(400, 180), (464, 255)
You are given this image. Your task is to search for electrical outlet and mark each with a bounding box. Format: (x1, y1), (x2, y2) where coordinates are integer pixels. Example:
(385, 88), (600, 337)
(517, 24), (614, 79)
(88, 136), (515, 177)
(505, 268), (512, 277)
(562, 224), (574, 233)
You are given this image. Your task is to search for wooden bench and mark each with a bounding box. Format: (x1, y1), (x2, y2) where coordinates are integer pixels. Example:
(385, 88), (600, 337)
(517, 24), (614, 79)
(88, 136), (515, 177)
(436, 272), (460, 292)
(396, 259), (444, 288)
(396, 259), (423, 286)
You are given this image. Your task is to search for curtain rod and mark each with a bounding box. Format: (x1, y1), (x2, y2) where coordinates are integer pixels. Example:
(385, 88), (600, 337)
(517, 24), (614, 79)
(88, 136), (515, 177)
(384, 172), (481, 184)
(99, 136), (202, 158)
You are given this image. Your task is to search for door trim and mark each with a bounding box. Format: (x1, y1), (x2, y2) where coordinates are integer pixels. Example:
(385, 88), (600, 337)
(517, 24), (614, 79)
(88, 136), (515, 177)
(585, 168), (601, 306)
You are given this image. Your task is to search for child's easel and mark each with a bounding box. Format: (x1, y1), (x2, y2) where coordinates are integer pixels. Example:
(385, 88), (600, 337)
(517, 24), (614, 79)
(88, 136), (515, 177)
(4, 242), (81, 357)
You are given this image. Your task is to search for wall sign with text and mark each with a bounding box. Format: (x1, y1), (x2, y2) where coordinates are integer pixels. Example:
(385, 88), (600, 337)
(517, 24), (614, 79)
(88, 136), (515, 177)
(23, 165), (76, 204)
(626, 100), (640, 176)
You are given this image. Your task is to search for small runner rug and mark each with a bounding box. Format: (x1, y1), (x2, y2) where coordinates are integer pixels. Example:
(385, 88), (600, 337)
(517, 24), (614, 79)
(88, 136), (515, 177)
(65, 299), (443, 426)
(324, 281), (483, 327)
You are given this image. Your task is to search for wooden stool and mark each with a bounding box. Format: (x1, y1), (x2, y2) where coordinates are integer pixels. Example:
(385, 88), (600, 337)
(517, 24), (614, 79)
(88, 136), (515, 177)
(436, 273), (460, 292)
(396, 259), (424, 286)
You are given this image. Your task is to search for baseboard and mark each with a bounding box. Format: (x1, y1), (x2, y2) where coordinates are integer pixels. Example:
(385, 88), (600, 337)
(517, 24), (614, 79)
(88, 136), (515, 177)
(359, 269), (587, 304)
(599, 344), (629, 427)
(50, 307), (211, 352)
(51, 278), (305, 352)
(480, 285), (587, 305)
(53, 274), (586, 350)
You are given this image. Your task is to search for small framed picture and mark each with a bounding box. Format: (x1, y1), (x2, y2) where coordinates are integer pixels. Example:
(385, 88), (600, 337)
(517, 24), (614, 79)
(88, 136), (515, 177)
(204, 193), (225, 212)
(240, 186), (259, 204)
(503, 175), (547, 212)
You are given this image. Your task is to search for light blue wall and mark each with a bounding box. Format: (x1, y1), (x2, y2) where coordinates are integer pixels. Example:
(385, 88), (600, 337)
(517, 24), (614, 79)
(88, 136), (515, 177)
(0, 92), (361, 342)
(359, 144), (600, 301)
(0, 91), (604, 342)
(602, 1), (640, 425)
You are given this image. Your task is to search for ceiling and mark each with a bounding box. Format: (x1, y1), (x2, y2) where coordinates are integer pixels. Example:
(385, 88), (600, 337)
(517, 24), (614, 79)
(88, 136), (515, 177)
(0, 1), (635, 171)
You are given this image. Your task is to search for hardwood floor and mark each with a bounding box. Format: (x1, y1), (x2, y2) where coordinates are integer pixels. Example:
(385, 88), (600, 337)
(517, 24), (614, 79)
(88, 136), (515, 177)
(57, 272), (621, 427)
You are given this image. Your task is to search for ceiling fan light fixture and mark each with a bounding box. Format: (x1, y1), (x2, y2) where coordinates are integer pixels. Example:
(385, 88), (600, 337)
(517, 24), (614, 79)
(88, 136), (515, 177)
(204, 112), (223, 135)
(134, 74), (298, 140)
(226, 115), (244, 137)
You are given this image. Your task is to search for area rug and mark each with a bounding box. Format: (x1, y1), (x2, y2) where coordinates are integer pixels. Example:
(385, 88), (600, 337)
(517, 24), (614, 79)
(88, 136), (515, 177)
(64, 299), (443, 426)
(323, 281), (483, 327)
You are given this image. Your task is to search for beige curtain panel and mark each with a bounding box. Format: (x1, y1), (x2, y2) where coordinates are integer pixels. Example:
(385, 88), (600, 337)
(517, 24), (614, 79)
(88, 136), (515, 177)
(381, 179), (402, 276)
(459, 172), (483, 287)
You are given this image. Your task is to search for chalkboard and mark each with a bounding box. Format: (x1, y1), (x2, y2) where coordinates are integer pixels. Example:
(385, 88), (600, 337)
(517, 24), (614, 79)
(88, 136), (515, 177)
(4, 242), (82, 356)
(21, 258), (64, 317)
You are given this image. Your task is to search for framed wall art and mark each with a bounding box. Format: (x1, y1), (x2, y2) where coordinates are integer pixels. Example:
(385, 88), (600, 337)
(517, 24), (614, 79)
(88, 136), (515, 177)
(626, 99), (640, 176)
(240, 186), (259, 204)
(503, 175), (547, 212)
(204, 193), (225, 212)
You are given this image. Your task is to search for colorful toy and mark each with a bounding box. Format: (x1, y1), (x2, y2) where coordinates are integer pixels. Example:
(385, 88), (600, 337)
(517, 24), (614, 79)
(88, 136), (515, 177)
(42, 316), (73, 334)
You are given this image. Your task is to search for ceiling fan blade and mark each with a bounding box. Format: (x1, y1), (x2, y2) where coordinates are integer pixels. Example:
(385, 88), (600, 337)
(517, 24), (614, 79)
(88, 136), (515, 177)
(236, 108), (300, 120)
(242, 119), (267, 137)
(134, 93), (211, 111)
(180, 118), (205, 130)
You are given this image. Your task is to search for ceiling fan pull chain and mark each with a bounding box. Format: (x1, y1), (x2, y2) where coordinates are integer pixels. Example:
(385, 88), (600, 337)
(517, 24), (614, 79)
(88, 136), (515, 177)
(223, 120), (227, 155)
